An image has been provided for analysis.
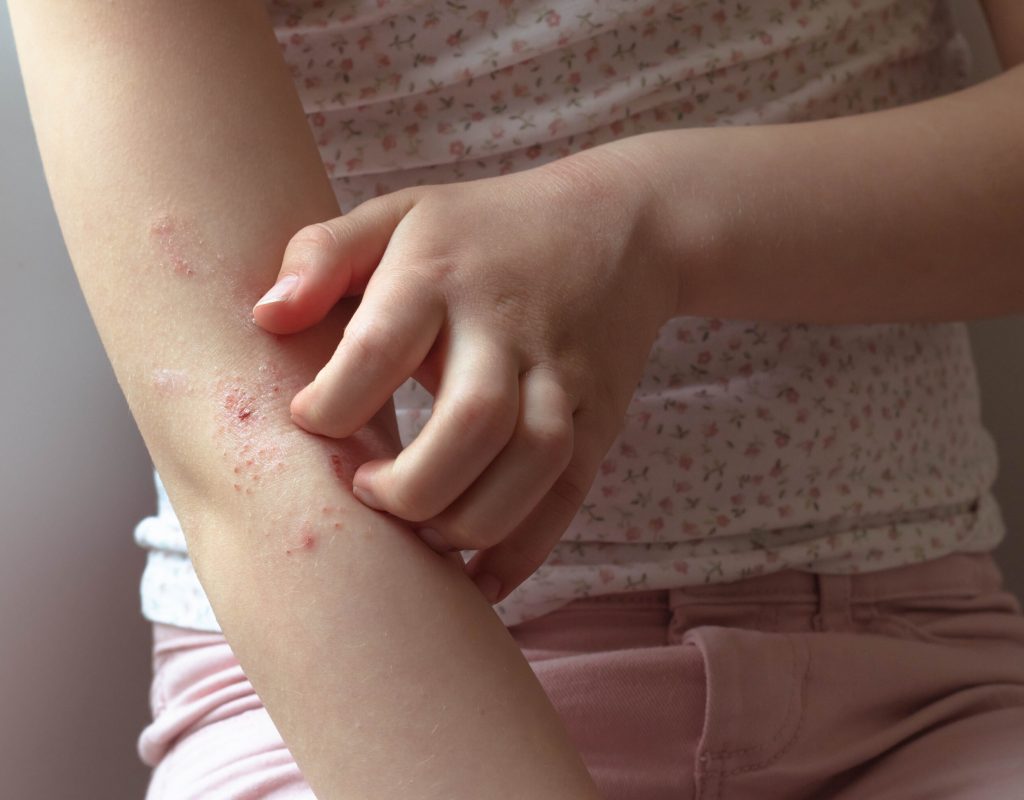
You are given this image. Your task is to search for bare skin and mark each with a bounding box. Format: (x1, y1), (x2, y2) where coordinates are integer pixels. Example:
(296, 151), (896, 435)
(7, 2), (604, 797)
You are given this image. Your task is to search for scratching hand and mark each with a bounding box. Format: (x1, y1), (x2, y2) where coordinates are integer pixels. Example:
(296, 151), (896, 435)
(252, 143), (676, 604)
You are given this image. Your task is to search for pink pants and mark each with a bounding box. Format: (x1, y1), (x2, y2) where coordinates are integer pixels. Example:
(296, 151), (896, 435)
(137, 552), (1024, 799)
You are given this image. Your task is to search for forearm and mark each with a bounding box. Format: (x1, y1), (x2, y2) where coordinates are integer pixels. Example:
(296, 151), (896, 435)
(8, 2), (599, 797)
(613, 62), (1024, 324)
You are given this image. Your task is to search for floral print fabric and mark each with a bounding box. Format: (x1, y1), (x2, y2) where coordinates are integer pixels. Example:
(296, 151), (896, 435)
(135, 0), (1005, 630)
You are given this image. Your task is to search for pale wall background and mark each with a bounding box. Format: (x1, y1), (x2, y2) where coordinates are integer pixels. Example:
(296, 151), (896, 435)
(0, 2), (1019, 797)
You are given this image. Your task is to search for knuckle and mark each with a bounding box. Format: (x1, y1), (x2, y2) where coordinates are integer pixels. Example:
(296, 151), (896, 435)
(296, 391), (345, 437)
(411, 254), (459, 286)
(295, 221), (340, 252)
(445, 514), (505, 550)
(283, 223), (343, 272)
(448, 384), (516, 439)
(385, 483), (432, 520)
(522, 414), (573, 464)
(371, 185), (419, 213)
(531, 362), (584, 411)
(343, 318), (399, 368)
(387, 479), (435, 522)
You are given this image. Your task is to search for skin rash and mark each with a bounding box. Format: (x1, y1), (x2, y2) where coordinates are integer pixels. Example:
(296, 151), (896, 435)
(202, 365), (433, 561)
(145, 212), (392, 557)
(147, 211), (255, 324)
(210, 362), (381, 556)
(149, 214), (212, 279)
(149, 350), (369, 559)
(150, 368), (192, 397)
(214, 361), (295, 496)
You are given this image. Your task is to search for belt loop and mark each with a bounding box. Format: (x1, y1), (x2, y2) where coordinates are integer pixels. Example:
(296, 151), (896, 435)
(813, 573), (854, 632)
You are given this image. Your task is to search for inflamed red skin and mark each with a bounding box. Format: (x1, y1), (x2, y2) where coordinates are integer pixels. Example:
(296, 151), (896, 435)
(208, 359), (406, 559)
(149, 214), (217, 280)
(146, 212), (414, 560)
(148, 211), (260, 326)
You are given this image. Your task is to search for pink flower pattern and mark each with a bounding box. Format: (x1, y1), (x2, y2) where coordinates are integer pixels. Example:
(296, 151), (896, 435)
(135, 0), (1005, 632)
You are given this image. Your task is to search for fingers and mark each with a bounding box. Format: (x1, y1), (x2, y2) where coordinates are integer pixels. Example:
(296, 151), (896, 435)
(351, 333), (521, 523)
(420, 366), (576, 550)
(252, 190), (419, 335)
(290, 266), (445, 438)
(463, 410), (605, 605)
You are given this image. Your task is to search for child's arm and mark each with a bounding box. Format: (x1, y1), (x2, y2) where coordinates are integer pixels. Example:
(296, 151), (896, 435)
(6, 2), (601, 797)
(624, 9), (1024, 324)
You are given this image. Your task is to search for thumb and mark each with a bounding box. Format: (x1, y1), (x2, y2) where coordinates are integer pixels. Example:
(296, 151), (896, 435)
(252, 189), (420, 335)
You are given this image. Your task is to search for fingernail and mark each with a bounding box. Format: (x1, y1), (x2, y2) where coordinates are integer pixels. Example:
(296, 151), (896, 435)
(417, 527), (452, 553)
(472, 572), (501, 604)
(254, 274), (300, 308)
(352, 483), (385, 511)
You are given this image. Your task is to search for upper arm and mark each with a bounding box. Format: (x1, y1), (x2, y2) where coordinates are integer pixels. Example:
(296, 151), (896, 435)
(978, 0), (1024, 70)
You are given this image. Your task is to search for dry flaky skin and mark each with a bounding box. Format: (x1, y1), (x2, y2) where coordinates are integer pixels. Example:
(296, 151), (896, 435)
(145, 209), (267, 330)
(150, 214), (207, 278)
(143, 208), (402, 555)
(215, 364), (290, 495)
(207, 358), (383, 558)
(150, 368), (192, 397)
(131, 205), (399, 530)
(212, 359), (390, 495)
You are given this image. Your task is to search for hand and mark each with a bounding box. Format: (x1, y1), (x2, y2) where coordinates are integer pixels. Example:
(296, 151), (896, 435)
(251, 141), (677, 604)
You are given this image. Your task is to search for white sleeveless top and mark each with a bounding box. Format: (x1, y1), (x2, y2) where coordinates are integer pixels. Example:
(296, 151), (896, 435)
(134, 0), (1005, 631)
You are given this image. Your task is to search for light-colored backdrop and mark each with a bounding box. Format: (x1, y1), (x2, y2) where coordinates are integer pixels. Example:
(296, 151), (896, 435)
(0, 2), (1019, 796)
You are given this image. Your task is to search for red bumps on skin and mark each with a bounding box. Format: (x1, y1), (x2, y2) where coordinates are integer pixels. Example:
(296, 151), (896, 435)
(150, 215), (198, 278)
(330, 453), (348, 483)
(285, 532), (317, 556)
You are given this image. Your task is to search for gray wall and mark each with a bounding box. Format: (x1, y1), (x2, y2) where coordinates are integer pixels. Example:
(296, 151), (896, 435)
(0, 2), (1018, 797)
(1, 5), (154, 798)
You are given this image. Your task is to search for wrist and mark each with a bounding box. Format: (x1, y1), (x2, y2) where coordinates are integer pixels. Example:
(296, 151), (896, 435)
(594, 130), (731, 322)
(538, 136), (682, 330)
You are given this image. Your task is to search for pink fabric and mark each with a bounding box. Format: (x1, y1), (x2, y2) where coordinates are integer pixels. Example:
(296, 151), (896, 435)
(138, 552), (1024, 799)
